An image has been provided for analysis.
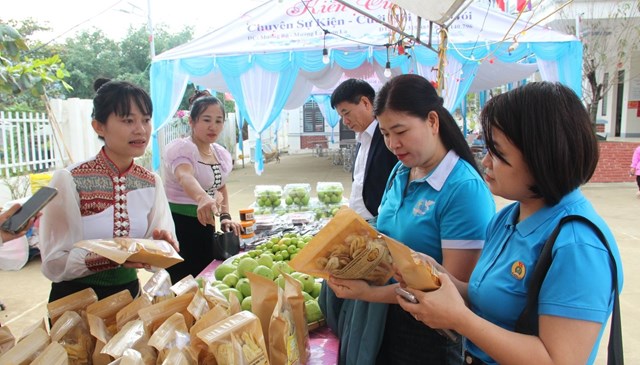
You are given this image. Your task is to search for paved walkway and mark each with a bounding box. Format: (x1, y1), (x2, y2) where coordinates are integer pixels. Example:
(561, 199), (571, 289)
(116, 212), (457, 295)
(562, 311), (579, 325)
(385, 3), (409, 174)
(0, 153), (637, 364)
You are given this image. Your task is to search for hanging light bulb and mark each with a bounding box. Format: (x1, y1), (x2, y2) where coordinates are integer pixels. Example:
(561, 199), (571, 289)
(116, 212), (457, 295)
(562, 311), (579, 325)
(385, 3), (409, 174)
(321, 29), (330, 65)
(384, 44), (392, 78)
(384, 61), (392, 78)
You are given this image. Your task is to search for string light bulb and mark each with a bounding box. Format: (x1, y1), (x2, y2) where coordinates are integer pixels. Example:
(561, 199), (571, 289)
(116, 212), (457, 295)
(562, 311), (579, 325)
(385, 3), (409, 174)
(322, 29), (330, 65)
(384, 44), (392, 78)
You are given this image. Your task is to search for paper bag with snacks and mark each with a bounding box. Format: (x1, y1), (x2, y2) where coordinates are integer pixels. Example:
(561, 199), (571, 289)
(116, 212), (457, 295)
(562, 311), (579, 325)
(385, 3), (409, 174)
(31, 342), (69, 365)
(50, 311), (94, 365)
(385, 238), (441, 291)
(75, 238), (183, 268)
(0, 327), (50, 365)
(47, 288), (98, 325)
(197, 311), (269, 365)
(289, 207), (394, 285)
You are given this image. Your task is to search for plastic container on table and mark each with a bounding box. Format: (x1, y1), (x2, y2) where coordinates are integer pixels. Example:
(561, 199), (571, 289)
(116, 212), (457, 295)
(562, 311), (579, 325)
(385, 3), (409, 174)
(283, 183), (311, 208)
(316, 182), (345, 205)
(254, 185), (283, 209)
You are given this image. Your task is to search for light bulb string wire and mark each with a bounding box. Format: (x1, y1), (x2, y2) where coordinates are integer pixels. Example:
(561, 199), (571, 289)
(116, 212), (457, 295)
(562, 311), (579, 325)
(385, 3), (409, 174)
(299, 0), (403, 61)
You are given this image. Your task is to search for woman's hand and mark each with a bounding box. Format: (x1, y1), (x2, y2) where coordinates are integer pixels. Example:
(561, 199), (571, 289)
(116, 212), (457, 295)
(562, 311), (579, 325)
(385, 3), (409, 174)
(396, 274), (468, 329)
(152, 228), (179, 252)
(630, 167), (636, 176)
(196, 195), (219, 226)
(0, 204), (39, 242)
(220, 218), (242, 236)
(327, 276), (371, 300)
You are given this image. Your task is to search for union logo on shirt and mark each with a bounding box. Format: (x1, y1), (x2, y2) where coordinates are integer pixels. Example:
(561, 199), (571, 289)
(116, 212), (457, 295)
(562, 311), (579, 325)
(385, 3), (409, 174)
(511, 261), (526, 280)
(413, 200), (435, 216)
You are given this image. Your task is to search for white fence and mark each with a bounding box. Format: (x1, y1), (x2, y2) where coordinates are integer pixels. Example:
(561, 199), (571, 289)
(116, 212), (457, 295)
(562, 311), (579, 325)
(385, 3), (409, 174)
(0, 111), (62, 178)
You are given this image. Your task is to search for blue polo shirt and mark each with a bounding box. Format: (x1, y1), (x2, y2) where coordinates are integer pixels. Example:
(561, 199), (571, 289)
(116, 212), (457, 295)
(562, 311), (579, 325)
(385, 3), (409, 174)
(376, 151), (495, 262)
(467, 189), (624, 365)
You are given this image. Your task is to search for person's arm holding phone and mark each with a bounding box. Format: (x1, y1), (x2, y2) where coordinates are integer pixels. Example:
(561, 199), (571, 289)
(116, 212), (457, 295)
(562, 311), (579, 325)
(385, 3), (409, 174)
(0, 204), (38, 244)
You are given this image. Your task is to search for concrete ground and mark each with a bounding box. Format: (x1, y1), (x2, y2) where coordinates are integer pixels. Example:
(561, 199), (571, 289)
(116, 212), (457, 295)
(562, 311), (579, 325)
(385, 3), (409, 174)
(0, 152), (638, 364)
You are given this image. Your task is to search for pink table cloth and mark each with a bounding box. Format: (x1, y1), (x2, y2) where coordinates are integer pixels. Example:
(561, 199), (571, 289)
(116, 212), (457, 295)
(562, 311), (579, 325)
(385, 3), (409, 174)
(198, 259), (339, 365)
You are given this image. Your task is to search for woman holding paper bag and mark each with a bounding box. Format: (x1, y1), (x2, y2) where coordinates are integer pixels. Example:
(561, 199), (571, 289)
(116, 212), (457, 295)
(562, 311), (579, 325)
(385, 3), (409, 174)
(40, 79), (177, 302)
(396, 82), (623, 365)
(322, 74), (495, 364)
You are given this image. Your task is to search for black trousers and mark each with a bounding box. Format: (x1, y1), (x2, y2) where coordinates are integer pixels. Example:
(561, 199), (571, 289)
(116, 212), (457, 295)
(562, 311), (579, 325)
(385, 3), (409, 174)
(48, 279), (139, 302)
(166, 212), (217, 284)
(376, 304), (463, 365)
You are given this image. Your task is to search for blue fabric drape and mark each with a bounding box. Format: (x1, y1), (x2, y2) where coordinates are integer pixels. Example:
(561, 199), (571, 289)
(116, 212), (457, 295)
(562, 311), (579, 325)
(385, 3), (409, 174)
(312, 94), (340, 143)
(150, 41), (582, 171)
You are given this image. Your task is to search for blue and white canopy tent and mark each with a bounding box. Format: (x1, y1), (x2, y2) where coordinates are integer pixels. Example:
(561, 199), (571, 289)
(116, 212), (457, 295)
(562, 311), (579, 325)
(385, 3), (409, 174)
(150, 0), (581, 174)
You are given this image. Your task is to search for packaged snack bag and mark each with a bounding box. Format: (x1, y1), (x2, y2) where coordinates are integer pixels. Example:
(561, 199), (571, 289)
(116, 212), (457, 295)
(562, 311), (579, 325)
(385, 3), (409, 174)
(101, 320), (156, 365)
(0, 327), (49, 365)
(189, 305), (228, 364)
(187, 290), (210, 322)
(171, 275), (200, 296)
(284, 274), (310, 364)
(31, 342), (68, 365)
(47, 288), (98, 325)
(0, 327), (15, 355)
(137, 292), (195, 333)
(87, 290), (134, 365)
(50, 311), (94, 365)
(246, 272), (278, 352)
(386, 238), (441, 291)
(75, 238), (183, 268)
(116, 296), (152, 331)
(148, 313), (190, 364)
(142, 269), (174, 303)
(269, 285), (299, 365)
(197, 311), (269, 365)
(290, 207), (394, 285)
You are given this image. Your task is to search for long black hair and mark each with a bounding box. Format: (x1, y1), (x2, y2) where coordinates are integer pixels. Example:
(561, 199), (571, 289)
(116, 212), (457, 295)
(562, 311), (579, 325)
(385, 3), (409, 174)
(374, 74), (481, 176)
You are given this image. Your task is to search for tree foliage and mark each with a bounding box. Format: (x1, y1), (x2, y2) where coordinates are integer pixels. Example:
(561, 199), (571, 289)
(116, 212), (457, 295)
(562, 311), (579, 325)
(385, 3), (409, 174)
(556, 1), (640, 125)
(0, 21), (71, 110)
(2, 18), (195, 105)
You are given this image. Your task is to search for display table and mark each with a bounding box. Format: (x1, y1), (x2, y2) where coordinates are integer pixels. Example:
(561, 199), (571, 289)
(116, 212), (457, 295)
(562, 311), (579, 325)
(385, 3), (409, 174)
(198, 259), (339, 365)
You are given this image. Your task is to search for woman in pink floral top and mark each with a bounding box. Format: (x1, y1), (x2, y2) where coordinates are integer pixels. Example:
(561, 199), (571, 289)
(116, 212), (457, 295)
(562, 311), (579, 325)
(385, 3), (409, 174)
(162, 90), (240, 283)
(629, 145), (640, 197)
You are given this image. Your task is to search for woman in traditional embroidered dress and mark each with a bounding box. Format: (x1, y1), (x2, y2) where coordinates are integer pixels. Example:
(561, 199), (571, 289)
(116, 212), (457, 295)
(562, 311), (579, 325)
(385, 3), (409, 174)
(40, 78), (177, 302)
(162, 90), (241, 284)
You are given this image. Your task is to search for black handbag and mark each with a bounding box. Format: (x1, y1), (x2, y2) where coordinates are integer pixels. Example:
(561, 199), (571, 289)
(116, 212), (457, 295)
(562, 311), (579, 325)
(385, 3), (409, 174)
(212, 231), (240, 260)
(515, 215), (623, 365)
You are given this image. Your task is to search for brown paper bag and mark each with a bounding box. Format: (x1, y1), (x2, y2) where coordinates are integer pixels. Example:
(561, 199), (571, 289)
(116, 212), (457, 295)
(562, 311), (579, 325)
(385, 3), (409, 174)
(116, 296), (152, 331)
(197, 311), (269, 365)
(189, 305), (228, 365)
(0, 327), (50, 365)
(386, 238), (441, 291)
(31, 342), (69, 365)
(50, 311), (94, 365)
(137, 292), (195, 333)
(269, 286), (300, 365)
(75, 238), (183, 268)
(47, 288), (98, 325)
(289, 207), (394, 285)
(148, 312), (190, 363)
(247, 272), (278, 353)
(284, 274), (310, 364)
(0, 326), (15, 355)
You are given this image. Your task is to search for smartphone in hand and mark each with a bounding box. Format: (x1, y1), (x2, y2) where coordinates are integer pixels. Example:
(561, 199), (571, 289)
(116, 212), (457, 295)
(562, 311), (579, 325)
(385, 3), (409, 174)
(395, 287), (419, 304)
(1, 186), (58, 234)
(395, 286), (460, 342)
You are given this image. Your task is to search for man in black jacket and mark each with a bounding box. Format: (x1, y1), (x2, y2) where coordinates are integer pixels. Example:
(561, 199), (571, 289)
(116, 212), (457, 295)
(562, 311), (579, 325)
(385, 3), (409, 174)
(331, 79), (398, 219)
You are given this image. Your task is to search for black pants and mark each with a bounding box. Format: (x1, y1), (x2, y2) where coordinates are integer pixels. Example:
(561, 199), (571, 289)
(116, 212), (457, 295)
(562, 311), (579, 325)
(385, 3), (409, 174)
(166, 212), (217, 284)
(636, 175), (640, 190)
(376, 304), (463, 365)
(48, 279), (140, 302)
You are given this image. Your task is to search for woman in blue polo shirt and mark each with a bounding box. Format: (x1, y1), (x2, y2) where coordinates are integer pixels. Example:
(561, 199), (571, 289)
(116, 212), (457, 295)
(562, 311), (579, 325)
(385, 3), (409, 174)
(397, 82), (623, 365)
(324, 74), (495, 364)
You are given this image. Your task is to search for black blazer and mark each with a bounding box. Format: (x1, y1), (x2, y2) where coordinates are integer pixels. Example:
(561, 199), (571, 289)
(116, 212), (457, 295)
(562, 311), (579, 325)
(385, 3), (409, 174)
(357, 126), (398, 217)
